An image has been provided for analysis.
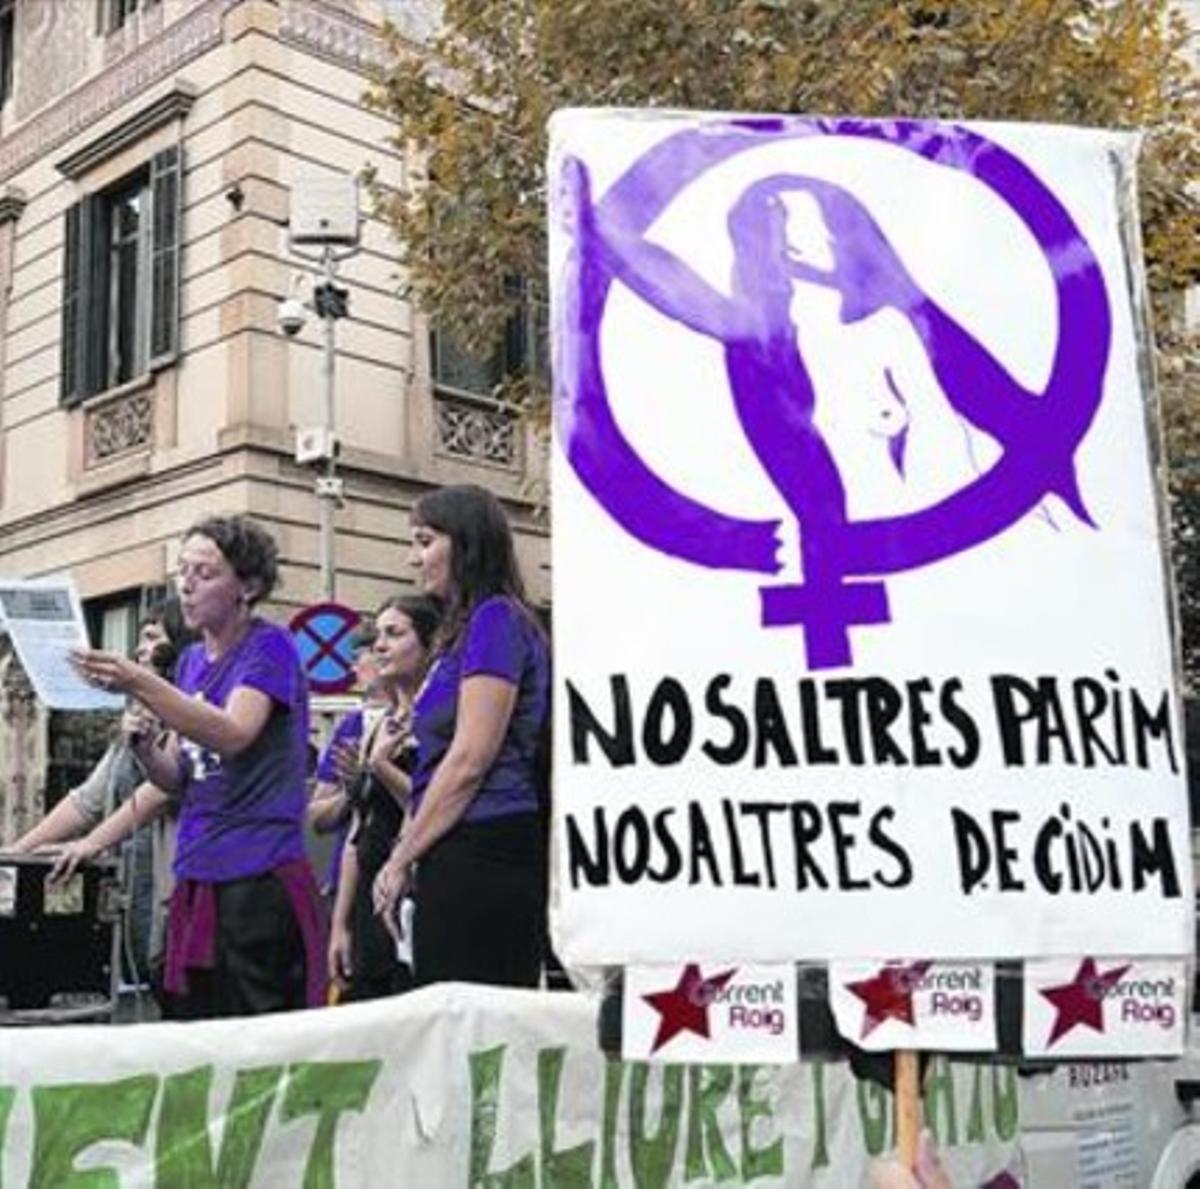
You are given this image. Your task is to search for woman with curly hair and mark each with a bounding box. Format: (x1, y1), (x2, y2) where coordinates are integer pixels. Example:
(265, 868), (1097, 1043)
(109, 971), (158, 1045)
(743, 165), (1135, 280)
(71, 514), (323, 1018)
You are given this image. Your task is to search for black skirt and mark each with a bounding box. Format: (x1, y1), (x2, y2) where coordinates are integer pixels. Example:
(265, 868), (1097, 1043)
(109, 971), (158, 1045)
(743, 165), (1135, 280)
(348, 776), (412, 1000)
(164, 872), (306, 1020)
(413, 813), (545, 989)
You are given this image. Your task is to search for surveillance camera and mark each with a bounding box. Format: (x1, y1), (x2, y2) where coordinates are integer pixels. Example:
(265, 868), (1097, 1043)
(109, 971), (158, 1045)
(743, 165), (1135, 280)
(277, 297), (307, 336)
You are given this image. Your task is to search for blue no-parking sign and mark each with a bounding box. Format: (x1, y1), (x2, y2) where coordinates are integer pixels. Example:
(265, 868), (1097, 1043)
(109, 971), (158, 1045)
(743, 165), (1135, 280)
(289, 602), (361, 695)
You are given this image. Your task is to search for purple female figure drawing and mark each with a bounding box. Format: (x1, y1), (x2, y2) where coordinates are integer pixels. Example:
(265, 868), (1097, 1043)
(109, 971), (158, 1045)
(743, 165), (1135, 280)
(553, 119), (1111, 669)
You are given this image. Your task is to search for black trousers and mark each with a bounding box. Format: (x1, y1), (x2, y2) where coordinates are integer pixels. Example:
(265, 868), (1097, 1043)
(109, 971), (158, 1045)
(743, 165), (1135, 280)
(164, 873), (306, 1020)
(413, 814), (545, 989)
(348, 791), (412, 1002)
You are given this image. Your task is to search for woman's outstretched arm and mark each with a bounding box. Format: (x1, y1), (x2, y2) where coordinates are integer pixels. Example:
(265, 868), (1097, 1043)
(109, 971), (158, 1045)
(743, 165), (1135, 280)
(562, 154), (755, 342)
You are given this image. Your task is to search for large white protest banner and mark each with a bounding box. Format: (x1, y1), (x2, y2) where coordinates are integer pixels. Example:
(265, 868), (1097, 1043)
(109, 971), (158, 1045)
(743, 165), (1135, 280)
(0, 986), (1021, 1187)
(548, 111), (1190, 967)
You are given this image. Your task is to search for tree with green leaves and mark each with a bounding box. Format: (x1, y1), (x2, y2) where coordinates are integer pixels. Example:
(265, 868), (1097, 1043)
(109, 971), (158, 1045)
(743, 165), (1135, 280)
(365, 0), (1200, 677)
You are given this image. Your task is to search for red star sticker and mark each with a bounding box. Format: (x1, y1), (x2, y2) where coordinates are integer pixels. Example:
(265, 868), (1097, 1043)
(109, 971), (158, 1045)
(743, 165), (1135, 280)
(642, 963), (738, 1053)
(1040, 957), (1132, 1046)
(846, 960), (933, 1037)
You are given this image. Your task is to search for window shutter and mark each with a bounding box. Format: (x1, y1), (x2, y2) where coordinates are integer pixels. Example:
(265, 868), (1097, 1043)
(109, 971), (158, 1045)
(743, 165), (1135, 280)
(502, 304), (527, 377)
(149, 144), (181, 367)
(60, 202), (81, 403)
(60, 195), (103, 404)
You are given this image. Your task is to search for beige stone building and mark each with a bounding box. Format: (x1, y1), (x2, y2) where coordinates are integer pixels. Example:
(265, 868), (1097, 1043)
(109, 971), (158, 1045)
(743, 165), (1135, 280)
(0, 0), (548, 663)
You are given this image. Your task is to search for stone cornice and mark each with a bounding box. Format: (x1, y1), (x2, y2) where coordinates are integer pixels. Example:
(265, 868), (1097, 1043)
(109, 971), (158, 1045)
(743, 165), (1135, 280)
(56, 82), (197, 179)
(0, 0), (239, 186)
(278, 0), (390, 73)
(278, 0), (443, 72)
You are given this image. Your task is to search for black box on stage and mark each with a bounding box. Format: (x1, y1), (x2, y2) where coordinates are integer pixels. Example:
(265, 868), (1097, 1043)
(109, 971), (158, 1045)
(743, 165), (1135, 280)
(0, 852), (120, 1011)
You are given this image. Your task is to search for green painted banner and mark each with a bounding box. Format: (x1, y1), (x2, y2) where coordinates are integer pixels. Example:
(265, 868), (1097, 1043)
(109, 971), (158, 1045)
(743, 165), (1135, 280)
(0, 985), (1018, 1186)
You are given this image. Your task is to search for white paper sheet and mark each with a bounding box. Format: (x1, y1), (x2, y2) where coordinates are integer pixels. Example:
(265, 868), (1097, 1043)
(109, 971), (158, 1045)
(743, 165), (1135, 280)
(0, 578), (123, 712)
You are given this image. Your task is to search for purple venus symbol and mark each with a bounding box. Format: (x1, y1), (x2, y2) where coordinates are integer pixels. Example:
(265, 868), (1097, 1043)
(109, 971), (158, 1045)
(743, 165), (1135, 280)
(553, 118), (1112, 670)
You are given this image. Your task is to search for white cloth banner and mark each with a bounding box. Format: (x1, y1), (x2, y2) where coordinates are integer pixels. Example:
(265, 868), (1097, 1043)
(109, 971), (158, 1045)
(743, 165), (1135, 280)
(828, 960), (998, 1052)
(1021, 957), (1187, 1058)
(0, 985), (1022, 1187)
(547, 109), (1191, 968)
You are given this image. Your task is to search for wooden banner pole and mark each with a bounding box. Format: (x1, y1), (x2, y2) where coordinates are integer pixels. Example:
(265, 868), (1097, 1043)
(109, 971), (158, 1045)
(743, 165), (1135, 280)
(894, 1049), (921, 1169)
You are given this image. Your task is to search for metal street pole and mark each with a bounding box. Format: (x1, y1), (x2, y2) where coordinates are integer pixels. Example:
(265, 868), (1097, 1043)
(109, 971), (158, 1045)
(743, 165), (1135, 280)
(317, 244), (337, 602)
(284, 174), (357, 605)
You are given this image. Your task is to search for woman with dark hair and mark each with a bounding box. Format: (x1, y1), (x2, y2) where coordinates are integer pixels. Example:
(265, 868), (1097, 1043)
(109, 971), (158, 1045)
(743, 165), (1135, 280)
(328, 593), (441, 1001)
(69, 514), (323, 1018)
(373, 484), (551, 988)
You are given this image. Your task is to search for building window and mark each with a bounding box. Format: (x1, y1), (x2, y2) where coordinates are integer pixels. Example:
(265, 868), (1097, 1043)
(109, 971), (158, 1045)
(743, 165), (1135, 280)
(101, 0), (158, 34)
(430, 284), (545, 470)
(427, 275), (547, 470)
(429, 278), (547, 400)
(61, 146), (182, 405)
(430, 329), (505, 399)
(108, 172), (150, 387)
(429, 318), (523, 467)
(0, 2), (13, 110)
(84, 591), (139, 655)
(83, 585), (170, 656)
(106, 0), (137, 32)
(100, 600), (137, 654)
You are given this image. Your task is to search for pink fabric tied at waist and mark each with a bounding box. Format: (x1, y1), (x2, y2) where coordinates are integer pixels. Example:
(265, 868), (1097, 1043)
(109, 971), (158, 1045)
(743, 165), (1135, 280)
(164, 879), (217, 996)
(280, 858), (329, 1009)
(164, 858), (328, 1009)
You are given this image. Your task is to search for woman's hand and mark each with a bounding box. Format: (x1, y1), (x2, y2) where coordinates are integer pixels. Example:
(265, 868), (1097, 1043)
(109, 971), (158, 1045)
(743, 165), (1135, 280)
(330, 741), (363, 789)
(372, 853), (411, 943)
(71, 649), (143, 696)
(120, 703), (160, 750)
(308, 786), (350, 833)
(365, 715), (414, 805)
(328, 919), (353, 985)
(869, 1131), (953, 1189)
(366, 714), (404, 775)
(46, 837), (101, 884)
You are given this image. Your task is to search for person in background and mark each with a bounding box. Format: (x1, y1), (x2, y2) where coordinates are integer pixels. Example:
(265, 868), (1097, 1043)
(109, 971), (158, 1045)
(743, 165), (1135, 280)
(373, 484), (550, 989)
(13, 600), (190, 985)
(67, 514), (324, 1019)
(307, 625), (384, 900)
(328, 594), (441, 1001)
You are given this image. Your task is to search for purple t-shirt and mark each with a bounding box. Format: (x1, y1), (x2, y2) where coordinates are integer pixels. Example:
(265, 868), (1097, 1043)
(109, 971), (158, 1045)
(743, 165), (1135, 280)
(411, 596), (549, 823)
(315, 707), (363, 891)
(173, 619), (310, 881)
(316, 708), (363, 782)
